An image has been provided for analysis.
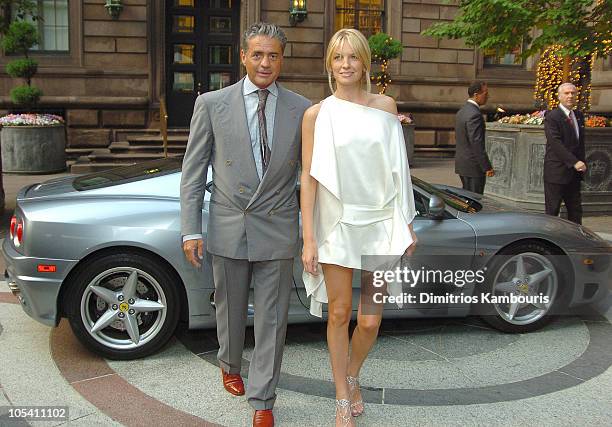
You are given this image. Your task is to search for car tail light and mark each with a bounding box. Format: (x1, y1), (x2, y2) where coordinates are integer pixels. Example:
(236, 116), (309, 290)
(9, 216), (16, 239)
(16, 220), (23, 245)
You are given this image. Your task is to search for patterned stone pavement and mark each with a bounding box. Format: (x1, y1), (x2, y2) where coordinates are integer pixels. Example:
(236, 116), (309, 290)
(1, 276), (612, 426)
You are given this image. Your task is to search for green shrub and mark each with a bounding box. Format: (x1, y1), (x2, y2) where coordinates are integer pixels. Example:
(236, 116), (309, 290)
(1, 21), (38, 54)
(10, 85), (42, 105)
(6, 58), (38, 79)
(1, 19), (42, 107)
(368, 32), (402, 63)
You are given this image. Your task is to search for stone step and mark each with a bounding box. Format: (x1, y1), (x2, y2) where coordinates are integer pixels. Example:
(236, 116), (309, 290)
(414, 147), (456, 158)
(109, 141), (186, 154)
(87, 152), (173, 162)
(66, 148), (95, 160)
(114, 128), (189, 142)
(127, 135), (189, 146)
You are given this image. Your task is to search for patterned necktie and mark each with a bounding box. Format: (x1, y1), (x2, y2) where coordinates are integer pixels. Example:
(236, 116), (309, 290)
(257, 89), (271, 175)
(569, 110), (579, 138)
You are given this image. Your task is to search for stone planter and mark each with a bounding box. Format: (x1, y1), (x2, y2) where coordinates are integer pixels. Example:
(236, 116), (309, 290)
(1, 125), (67, 174)
(402, 123), (415, 165)
(485, 122), (612, 215)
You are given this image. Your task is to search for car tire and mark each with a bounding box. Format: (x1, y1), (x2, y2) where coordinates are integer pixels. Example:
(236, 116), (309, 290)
(65, 252), (180, 360)
(480, 241), (569, 333)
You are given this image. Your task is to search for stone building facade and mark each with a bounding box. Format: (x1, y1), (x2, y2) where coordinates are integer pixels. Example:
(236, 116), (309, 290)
(1, 0), (611, 161)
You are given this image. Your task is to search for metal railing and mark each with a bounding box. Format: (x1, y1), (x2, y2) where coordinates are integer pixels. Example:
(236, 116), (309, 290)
(160, 96), (169, 158)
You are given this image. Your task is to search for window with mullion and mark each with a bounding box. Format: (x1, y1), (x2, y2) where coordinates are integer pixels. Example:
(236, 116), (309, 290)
(483, 42), (525, 68)
(14, 0), (69, 52)
(335, 0), (384, 39)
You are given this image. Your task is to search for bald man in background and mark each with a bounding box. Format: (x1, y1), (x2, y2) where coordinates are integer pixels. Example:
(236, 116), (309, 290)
(543, 83), (587, 224)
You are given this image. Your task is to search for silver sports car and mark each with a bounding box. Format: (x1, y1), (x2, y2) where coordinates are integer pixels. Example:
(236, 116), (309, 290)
(3, 158), (611, 359)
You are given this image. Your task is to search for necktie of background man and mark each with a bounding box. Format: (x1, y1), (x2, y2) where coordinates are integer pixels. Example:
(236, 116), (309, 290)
(569, 110), (579, 138)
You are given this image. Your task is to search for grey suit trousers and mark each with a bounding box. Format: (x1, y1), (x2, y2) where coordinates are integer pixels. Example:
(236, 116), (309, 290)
(212, 254), (293, 410)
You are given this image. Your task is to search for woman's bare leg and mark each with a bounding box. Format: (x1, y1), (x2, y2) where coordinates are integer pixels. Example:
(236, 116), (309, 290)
(347, 272), (384, 413)
(321, 263), (355, 426)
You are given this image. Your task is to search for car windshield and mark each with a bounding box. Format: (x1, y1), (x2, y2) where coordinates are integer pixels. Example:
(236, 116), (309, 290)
(412, 176), (479, 213)
(73, 157), (183, 191)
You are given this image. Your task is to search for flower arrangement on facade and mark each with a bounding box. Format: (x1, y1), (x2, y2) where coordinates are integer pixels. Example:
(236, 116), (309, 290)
(498, 111), (545, 125)
(584, 115), (610, 127)
(498, 111), (610, 127)
(398, 113), (414, 125)
(0, 113), (64, 127)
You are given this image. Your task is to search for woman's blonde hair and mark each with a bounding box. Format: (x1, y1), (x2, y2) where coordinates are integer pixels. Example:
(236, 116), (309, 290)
(325, 28), (371, 94)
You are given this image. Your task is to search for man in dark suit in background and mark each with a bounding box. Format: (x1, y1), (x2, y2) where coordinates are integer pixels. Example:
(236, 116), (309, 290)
(543, 82), (587, 224)
(455, 81), (495, 194)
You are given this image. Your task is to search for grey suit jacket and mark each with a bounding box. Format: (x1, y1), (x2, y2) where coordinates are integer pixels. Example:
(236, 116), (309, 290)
(454, 101), (492, 177)
(180, 77), (311, 261)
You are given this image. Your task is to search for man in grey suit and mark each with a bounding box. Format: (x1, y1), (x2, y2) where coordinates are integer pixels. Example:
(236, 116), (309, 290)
(455, 81), (495, 194)
(180, 22), (310, 427)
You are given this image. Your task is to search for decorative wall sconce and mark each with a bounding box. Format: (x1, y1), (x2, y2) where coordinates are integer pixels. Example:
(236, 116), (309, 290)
(289, 0), (307, 26)
(105, 0), (123, 19)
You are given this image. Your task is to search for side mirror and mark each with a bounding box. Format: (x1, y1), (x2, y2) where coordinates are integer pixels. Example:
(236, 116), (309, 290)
(428, 195), (445, 219)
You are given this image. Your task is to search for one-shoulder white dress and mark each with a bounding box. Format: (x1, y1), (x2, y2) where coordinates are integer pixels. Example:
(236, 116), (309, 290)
(303, 95), (417, 317)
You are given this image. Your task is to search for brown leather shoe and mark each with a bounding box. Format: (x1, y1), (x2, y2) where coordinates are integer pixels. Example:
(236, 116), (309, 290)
(221, 368), (245, 396)
(253, 409), (274, 427)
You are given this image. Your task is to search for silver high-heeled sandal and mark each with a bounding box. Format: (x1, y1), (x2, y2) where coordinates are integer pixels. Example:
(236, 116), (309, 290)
(346, 375), (364, 417)
(335, 398), (352, 426)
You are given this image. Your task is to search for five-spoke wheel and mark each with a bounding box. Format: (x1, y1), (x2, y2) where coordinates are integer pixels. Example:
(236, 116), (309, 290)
(66, 252), (180, 359)
(482, 241), (567, 333)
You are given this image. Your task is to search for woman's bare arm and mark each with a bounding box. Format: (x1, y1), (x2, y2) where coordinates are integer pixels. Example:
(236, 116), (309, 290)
(300, 103), (321, 274)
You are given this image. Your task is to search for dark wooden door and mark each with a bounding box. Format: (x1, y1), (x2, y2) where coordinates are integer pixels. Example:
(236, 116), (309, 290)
(165, 0), (240, 127)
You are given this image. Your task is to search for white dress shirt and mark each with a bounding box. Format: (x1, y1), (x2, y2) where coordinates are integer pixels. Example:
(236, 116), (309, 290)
(559, 104), (580, 138)
(467, 99), (481, 108)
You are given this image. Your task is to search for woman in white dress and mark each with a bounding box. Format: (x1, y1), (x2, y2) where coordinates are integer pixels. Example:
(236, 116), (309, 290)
(300, 29), (418, 426)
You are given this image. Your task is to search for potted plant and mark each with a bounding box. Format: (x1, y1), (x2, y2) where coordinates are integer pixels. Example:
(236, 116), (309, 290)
(0, 18), (67, 174)
(368, 32), (403, 95)
(398, 113), (415, 165)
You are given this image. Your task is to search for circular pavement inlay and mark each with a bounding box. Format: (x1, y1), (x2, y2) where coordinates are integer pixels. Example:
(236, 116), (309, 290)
(177, 316), (612, 406)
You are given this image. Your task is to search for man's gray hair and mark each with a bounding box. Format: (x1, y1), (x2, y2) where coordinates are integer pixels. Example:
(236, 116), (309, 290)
(557, 82), (577, 94)
(242, 22), (287, 52)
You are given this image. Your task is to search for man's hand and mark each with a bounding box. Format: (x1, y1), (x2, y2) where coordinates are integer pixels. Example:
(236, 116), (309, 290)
(183, 239), (204, 269)
(486, 169), (495, 177)
(574, 161), (587, 173)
